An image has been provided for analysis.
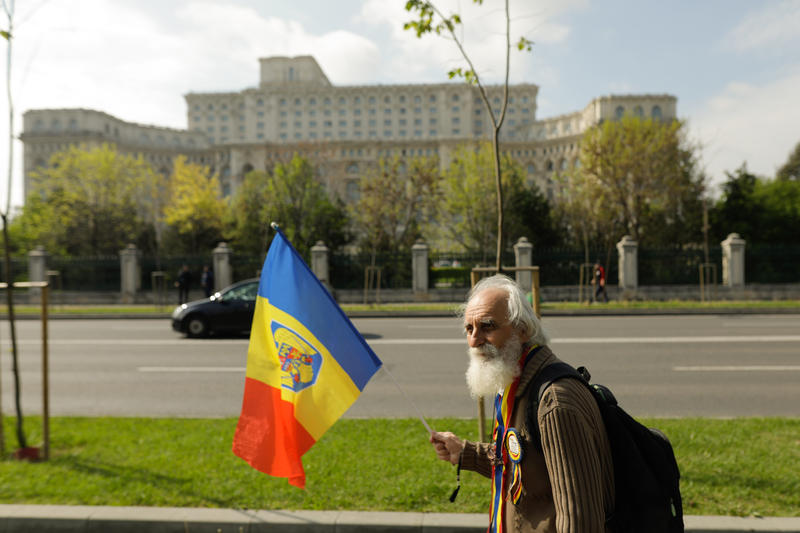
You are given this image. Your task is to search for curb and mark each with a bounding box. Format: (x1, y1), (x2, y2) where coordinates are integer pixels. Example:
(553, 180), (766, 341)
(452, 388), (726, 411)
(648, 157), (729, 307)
(1, 506), (799, 533)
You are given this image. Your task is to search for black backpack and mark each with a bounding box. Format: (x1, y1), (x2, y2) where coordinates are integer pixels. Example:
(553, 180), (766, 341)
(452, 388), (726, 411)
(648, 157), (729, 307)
(525, 362), (684, 533)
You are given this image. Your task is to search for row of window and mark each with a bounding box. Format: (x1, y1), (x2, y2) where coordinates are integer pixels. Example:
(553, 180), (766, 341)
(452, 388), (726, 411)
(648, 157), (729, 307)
(192, 106), (531, 124)
(276, 94), (531, 107)
(526, 158), (580, 174)
(615, 105), (663, 119)
(276, 129), (461, 141)
(192, 94), (533, 113)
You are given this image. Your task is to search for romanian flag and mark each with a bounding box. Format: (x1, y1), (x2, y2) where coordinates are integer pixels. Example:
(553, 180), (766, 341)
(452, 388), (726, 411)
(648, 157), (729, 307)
(232, 228), (382, 488)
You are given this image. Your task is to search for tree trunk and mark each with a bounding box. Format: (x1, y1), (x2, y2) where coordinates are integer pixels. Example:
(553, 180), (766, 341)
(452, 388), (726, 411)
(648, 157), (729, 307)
(493, 129), (504, 273)
(2, 213), (26, 449)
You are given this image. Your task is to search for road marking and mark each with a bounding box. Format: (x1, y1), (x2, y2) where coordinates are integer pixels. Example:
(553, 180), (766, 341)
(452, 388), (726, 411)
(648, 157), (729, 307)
(367, 335), (800, 345)
(138, 366), (245, 372)
(4, 334), (799, 348)
(550, 335), (800, 344)
(2, 339), (248, 346)
(673, 365), (800, 372)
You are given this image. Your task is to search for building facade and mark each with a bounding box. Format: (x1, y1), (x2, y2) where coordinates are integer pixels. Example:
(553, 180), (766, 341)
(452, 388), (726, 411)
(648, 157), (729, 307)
(21, 55), (676, 203)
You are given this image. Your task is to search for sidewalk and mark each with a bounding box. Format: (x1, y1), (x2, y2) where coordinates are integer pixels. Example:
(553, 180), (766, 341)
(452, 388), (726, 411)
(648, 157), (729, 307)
(1, 505), (799, 533)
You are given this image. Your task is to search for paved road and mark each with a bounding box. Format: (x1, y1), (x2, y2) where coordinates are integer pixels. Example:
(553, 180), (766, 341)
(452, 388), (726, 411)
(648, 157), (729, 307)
(1, 314), (798, 418)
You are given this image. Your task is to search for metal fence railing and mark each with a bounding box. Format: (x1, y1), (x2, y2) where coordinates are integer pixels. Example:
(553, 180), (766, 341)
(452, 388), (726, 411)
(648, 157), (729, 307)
(428, 251), (515, 289)
(6, 243), (799, 294)
(330, 251), (413, 290)
(638, 247), (723, 285)
(530, 248), (618, 287)
(746, 245), (800, 284)
(47, 255), (120, 291)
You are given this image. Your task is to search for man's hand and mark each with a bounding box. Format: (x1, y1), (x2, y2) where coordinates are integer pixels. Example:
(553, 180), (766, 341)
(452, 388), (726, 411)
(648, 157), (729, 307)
(430, 431), (464, 465)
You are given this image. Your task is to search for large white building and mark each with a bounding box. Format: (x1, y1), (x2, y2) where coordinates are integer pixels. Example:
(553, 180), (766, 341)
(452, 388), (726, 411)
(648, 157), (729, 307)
(21, 55), (676, 202)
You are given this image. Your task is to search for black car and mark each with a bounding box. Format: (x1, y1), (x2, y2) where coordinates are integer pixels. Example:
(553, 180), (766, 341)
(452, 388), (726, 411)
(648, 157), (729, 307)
(171, 278), (259, 337)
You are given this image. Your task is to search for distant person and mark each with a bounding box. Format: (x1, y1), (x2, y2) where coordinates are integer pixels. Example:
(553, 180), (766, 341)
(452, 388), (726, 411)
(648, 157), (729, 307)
(200, 265), (215, 298)
(591, 262), (608, 303)
(176, 265), (192, 304)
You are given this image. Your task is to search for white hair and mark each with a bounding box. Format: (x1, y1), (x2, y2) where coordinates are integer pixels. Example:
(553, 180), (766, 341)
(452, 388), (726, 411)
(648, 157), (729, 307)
(461, 274), (549, 346)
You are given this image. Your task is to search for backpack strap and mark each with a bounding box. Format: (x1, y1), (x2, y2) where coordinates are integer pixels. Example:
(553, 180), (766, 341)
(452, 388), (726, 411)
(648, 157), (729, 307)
(524, 362), (586, 453)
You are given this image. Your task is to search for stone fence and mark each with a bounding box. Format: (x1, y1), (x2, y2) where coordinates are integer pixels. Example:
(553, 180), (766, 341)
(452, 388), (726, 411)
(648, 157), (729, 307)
(18, 232), (800, 305)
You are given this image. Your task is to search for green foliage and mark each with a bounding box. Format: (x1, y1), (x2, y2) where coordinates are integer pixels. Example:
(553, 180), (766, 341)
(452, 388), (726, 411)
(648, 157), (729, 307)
(507, 179), (565, 249)
(574, 116), (705, 246)
(12, 144), (158, 256)
(162, 156), (226, 255)
(438, 143), (551, 256)
(353, 155), (440, 254)
(227, 154), (351, 258)
(710, 164), (800, 245)
(2, 416), (799, 517)
(776, 140), (800, 181)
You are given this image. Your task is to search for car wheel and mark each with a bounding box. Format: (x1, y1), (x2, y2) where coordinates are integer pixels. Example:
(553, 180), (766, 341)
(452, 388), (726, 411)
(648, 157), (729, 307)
(185, 315), (209, 337)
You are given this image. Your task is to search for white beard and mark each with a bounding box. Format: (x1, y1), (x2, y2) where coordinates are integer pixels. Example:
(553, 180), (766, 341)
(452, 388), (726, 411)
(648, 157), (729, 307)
(465, 334), (524, 399)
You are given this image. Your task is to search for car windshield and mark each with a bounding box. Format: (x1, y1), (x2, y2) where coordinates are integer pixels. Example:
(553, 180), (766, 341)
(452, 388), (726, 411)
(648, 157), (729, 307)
(223, 282), (258, 302)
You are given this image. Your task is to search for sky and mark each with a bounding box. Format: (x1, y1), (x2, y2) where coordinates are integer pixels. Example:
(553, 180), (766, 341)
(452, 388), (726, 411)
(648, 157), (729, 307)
(2, 0), (799, 209)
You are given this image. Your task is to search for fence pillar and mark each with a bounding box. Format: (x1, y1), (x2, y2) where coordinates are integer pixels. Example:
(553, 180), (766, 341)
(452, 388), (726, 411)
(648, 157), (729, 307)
(616, 235), (638, 292)
(119, 244), (140, 303)
(213, 242), (233, 291)
(514, 237), (533, 293)
(28, 245), (48, 299)
(311, 241), (331, 291)
(412, 239), (429, 298)
(721, 233), (746, 287)
(28, 245), (48, 282)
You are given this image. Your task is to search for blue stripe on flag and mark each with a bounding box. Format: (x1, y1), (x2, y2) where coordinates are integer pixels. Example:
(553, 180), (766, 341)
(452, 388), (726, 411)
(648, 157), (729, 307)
(258, 230), (382, 390)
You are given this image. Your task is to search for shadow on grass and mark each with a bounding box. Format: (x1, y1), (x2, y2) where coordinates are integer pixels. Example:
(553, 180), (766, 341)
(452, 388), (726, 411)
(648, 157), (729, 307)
(59, 457), (236, 507)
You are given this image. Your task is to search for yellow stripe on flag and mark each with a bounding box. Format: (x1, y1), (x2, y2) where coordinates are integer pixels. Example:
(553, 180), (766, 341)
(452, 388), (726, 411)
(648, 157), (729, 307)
(246, 295), (362, 440)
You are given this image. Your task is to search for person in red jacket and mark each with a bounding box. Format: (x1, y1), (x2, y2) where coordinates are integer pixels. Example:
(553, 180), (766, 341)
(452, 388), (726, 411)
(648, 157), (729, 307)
(591, 262), (608, 303)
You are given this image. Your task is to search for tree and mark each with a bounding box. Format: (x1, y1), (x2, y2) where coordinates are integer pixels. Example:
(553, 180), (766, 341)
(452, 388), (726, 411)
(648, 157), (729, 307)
(226, 167), (272, 256)
(576, 116), (705, 246)
(510, 180), (565, 250)
(15, 144), (154, 256)
(162, 156), (226, 255)
(404, 0), (532, 271)
(227, 154), (351, 258)
(0, 0), (17, 455)
(710, 164), (800, 245)
(554, 169), (610, 259)
(438, 143), (531, 260)
(353, 155), (440, 254)
(777, 140), (800, 181)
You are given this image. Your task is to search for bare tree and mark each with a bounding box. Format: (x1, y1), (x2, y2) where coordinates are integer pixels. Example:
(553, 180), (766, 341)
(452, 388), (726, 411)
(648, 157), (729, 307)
(404, 0), (531, 271)
(1, 0), (25, 454)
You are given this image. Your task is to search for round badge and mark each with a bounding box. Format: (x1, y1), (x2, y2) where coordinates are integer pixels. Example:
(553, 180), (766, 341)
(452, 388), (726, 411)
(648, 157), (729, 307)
(506, 428), (523, 463)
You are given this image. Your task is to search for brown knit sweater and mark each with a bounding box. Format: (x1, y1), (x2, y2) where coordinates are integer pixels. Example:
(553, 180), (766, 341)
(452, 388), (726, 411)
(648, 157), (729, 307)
(460, 345), (615, 533)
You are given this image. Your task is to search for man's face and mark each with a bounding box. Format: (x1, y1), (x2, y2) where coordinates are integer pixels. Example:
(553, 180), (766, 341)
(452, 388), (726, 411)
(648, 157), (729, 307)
(463, 288), (530, 397)
(463, 288), (519, 351)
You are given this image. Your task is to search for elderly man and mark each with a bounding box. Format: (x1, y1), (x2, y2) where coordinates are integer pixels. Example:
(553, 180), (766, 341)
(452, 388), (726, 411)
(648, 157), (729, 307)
(431, 274), (614, 533)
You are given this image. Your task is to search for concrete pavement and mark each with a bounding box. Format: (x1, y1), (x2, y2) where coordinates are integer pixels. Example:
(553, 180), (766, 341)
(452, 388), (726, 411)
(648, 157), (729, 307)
(1, 505), (799, 533)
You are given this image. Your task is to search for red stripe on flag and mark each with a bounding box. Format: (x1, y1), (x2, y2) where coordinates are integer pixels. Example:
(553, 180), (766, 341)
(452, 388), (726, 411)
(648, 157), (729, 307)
(232, 377), (315, 488)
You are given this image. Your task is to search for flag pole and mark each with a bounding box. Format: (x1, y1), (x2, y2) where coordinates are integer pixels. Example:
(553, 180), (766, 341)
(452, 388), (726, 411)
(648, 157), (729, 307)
(381, 365), (434, 435)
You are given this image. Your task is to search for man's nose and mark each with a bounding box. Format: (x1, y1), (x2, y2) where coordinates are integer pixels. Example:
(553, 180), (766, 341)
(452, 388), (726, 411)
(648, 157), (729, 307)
(467, 329), (484, 348)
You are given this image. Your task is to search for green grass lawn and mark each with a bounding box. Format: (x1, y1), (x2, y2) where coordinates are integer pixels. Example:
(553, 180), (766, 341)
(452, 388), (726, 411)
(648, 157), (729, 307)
(1, 416), (798, 517)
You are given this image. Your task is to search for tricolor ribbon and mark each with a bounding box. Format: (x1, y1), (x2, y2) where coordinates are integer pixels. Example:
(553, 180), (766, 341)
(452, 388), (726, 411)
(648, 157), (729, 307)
(488, 344), (539, 533)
